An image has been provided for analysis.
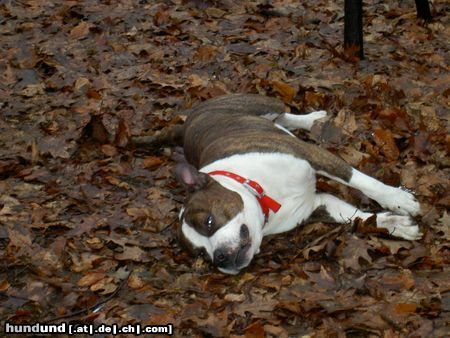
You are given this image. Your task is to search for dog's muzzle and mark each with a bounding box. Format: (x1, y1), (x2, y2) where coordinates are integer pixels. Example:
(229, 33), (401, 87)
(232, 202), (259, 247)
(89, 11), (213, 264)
(213, 224), (251, 271)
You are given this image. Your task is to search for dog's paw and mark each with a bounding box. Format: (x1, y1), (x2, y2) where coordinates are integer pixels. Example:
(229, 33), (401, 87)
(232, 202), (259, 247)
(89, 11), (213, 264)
(308, 110), (328, 121)
(376, 186), (421, 216)
(376, 212), (422, 240)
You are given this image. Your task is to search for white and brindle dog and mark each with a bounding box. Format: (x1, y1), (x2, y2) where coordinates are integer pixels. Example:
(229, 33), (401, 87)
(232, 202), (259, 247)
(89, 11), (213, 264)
(165, 94), (421, 274)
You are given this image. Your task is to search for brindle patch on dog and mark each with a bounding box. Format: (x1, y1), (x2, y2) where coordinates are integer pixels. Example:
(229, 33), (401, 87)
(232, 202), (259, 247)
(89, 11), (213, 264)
(183, 112), (353, 182)
(182, 179), (244, 237)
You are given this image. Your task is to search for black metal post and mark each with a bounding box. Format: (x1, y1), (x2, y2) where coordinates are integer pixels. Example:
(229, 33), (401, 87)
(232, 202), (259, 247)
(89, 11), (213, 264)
(344, 0), (364, 60)
(414, 0), (432, 22)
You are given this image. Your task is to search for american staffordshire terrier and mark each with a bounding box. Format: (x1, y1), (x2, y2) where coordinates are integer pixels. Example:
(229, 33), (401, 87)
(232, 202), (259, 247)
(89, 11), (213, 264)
(163, 94), (421, 274)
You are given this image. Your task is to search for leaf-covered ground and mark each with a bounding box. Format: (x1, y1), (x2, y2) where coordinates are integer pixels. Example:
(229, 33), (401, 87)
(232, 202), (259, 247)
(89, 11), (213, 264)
(0, 0), (449, 336)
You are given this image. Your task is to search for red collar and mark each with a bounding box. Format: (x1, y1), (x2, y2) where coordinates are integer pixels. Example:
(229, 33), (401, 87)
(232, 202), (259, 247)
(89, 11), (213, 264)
(208, 170), (282, 221)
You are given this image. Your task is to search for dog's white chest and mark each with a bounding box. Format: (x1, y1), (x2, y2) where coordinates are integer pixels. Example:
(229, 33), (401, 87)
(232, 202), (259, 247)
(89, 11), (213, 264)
(200, 152), (317, 235)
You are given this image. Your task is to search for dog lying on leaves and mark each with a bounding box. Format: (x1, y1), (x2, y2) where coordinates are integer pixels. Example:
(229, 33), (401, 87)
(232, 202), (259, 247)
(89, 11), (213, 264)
(139, 94), (422, 274)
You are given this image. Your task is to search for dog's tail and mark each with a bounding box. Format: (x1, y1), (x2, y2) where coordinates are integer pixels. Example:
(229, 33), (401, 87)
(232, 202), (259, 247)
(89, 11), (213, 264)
(131, 94), (286, 150)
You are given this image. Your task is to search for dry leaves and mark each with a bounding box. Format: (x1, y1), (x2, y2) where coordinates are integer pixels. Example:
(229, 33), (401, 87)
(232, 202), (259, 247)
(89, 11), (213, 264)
(0, 0), (448, 336)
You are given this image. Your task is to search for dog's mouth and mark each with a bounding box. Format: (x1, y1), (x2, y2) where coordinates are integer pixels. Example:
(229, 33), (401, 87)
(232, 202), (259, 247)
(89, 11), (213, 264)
(215, 236), (252, 275)
(234, 240), (252, 269)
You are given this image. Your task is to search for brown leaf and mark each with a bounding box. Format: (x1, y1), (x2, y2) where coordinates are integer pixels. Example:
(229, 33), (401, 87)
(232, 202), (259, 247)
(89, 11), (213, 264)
(257, 274), (282, 291)
(142, 156), (163, 169)
(188, 74), (208, 88)
(412, 131), (432, 159)
(7, 223), (33, 247)
(302, 225), (342, 259)
(263, 324), (288, 338)
(227, 42), (257, 55)
(70, 21), (93, 40)
(272, 81), (296, 102)
(114, 246), (151, 262)
(373, 128), (400, 161)
(334, 109), (357, 135)
(339, 145), (369, 167)
(86, 89), (102, 100)
(91, 277), (116, 294)
(224, 293), (245, 302)
(153, 8), (170, 27)
(305, 90), (326, 108)
(369, 237), (413, 255)
(205, 7), (227, 18)
(338, 236), (373, 271)
(378, 107), (411, 131)
(244, 321), (265, 338)
(126, 207), (148, 221)
(125, 304), (165, 322)
(114, 118), (130, 148)
(402, 244), (429, 267)
(194, 45), (219, 62)
(20, 84), (45, 97)
(234, 293), (278, 317)
(394, 303), (417, 314)
(379, 271), (415, 291)
(67, 217), (97, 237)
(431, 211), (450, 239)
(100, 144), (118, 157)
(77, 271), (106, 287)
(305, 265), (336, 289)
(0, 279), (10, 292)
(189, 310), (231, 337)
(128, 273), (145, 289)
(74, 77), (90, 91)
(71, 253), (103, 273)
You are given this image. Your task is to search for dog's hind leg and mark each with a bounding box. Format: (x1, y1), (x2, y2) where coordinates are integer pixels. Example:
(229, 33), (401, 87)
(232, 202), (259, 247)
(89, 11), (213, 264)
(318, 168), (421, 217)
(311, 193), (422, 240)
(273, 111), (327, 131)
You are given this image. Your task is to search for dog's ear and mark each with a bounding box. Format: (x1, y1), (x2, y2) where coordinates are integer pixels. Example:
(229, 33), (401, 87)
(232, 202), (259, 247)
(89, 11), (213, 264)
(174, 162), (210, 192)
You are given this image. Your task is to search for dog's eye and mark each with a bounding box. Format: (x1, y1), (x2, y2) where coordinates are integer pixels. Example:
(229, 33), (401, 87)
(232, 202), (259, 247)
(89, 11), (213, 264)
(205, 215), (214, 229)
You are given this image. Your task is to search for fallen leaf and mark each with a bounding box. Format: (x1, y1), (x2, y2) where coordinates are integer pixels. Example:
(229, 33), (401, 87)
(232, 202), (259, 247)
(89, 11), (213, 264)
(74, 77), (90, 91)
(70, 21), (93, 40)
(224, 293), (246, 302)
(114, 246), (151, 262)
(272, 81), (296, 102)
(20, 84), (45, 97)
(373, 128), (400, 161)
(128, 273), (145, 289)
(195, 45), (219, 62)
(205, 7), (227, 18)
(188, 74), (208, 88)
(142, 156), (163, 169)
(244, 321), (265, 338)
(101, 144), (118, 157)
(394, 303), (417, 314)
(337, 236), (373, 271)
(263, 324), (288, 338)
(77, 271), (106, 287)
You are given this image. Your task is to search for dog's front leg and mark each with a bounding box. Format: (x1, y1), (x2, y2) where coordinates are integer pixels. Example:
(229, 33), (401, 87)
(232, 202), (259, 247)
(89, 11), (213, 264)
(274, 110), (328, 131)
(312, 193), (422, 240)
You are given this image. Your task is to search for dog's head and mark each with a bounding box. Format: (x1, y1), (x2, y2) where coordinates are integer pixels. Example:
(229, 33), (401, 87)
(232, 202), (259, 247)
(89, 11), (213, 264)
(175, 162), (264, 274)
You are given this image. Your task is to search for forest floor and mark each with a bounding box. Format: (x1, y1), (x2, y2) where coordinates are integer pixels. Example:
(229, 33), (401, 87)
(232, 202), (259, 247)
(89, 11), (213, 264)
(0, 0), (449, 337)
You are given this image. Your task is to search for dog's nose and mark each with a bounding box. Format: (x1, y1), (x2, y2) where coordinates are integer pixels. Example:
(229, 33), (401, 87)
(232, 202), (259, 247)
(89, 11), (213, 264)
(213, 225), (251, 270)
(213, 248), (229, 267)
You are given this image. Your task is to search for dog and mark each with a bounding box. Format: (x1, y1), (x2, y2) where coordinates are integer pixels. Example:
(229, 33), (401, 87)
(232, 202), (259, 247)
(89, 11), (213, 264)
(167, 94), (421, 274)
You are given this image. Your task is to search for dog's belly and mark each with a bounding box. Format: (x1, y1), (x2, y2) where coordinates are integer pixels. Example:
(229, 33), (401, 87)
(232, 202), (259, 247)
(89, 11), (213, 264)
(200, 152), (317, 236)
